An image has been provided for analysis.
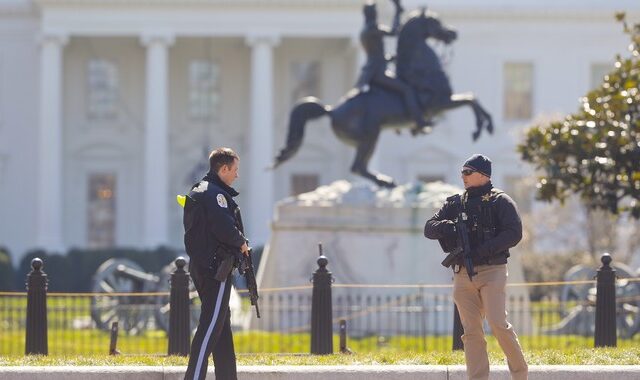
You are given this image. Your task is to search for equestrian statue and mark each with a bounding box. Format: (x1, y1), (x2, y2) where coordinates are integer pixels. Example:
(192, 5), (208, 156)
(273, 0), (494, 188)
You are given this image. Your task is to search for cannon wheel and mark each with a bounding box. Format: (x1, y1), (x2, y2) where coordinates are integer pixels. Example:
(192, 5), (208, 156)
(616, 275), (640, 338)
(153, 261), (201, 334)
(559, 265), (595, 315)
(560, 262), (640, 338)
(90, 258), (158, 335)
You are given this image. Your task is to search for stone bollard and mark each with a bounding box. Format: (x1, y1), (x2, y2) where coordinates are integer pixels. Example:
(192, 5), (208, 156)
(310, 243), (333, 354)
(168, 257), (191, 356)
(25, 258), (48, 355)
(594, 252), (617, 347)
(452, 304), (464, 351)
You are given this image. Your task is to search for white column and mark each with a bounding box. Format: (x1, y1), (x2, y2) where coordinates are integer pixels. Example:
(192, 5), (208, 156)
(36, 33), (68, 252)
(245, 34), (280, 246)
(141, 33), (174, 247)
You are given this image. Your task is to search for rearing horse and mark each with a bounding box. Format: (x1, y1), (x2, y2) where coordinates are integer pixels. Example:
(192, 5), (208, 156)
(273, 9), (494, 188)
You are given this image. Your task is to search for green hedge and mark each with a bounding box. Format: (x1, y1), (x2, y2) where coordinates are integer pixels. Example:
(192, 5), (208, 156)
(0, 246), (15, 291)
(10, 244), (265, 292)
(14, 247), (179, 292)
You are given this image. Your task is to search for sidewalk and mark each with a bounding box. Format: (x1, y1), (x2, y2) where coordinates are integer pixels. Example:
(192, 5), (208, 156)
(1, 365), (639, 379)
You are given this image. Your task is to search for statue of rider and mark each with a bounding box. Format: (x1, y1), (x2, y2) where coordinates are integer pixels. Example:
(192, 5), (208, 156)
(355, 0), (429, 130)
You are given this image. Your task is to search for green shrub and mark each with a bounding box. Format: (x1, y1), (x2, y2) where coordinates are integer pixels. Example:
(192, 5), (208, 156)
(15, 247), (179, 292)
(0, 246), (15, 291)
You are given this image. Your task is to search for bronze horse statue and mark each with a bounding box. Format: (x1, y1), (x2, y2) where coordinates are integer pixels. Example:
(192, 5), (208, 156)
(273, 9), (494, 187)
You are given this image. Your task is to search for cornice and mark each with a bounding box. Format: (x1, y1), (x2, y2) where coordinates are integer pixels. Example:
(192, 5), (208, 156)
(245, 32), (281, 47)
(31, 1), (640, 23)
(442, 9), (640, 23)
(0, 1), (35, 16)
(34, 0), (361, 8)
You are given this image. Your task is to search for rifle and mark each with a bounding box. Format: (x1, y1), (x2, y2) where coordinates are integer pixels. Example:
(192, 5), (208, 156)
(238, 248), (261, 318)
(440, 195), (477, 281)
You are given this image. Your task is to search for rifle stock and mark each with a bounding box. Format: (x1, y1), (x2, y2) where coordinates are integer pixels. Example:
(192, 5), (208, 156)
(441, 250), (460, 268)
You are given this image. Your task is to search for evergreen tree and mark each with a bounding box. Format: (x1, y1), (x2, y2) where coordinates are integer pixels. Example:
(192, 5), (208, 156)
(519, 13), (640, 218)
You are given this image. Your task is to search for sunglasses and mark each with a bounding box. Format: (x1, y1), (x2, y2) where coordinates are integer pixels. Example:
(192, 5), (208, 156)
(461, 169), (476, 176)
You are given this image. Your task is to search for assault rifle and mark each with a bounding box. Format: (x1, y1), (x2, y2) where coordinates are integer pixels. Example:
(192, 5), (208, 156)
(440, 194), (477, 281)
(238, 248), (261, 318)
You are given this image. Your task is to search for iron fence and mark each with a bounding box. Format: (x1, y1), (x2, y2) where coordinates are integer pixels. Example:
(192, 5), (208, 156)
(1, 255), (639, 356)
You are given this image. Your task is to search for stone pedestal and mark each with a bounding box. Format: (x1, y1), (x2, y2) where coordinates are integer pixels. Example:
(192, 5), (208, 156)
(255, 180), (530, 335)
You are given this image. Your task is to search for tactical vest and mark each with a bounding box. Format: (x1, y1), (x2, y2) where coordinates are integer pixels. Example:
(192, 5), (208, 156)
(444, 187), (509, 266)
(461, 188), (503, 250)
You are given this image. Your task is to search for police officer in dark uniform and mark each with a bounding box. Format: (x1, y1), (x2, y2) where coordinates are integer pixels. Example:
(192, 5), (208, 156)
(184, 147), (248, 380)
(424, 154), (528, 380)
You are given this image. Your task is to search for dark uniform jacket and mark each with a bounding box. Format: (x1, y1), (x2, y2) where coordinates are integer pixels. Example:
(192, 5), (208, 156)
(424, 182), (522, 266)
(188, 172), (246, 271)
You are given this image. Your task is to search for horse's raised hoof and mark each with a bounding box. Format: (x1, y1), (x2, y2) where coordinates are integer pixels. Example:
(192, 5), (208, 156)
(471, 130), (481, 141)
(411, 126), (433, 136)
(486, 119), (494, 134)
(375, 174), (397, 188)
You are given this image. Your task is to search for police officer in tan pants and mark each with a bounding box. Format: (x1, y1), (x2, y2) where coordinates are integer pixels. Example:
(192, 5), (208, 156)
(424, 154), (528, 380)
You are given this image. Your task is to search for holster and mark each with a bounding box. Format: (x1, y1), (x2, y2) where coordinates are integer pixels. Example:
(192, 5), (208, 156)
(214, 255), (235, 282)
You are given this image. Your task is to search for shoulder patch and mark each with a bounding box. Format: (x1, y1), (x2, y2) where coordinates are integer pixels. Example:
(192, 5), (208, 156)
(446, 194), (458, 202)
(192, 181), (208, 194)
(216, 193), (228, 208)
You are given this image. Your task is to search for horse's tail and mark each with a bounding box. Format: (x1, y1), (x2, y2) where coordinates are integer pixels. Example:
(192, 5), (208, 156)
(273, 97), (330, 168)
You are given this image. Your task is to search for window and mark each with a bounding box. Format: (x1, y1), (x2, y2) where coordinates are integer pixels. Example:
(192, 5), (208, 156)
(87, 59), (118, 120)
(503, 62), (533, 120)
(290, 173), (319, 196)
(87, 173), (116, 248)
(290, 61), (320, 103)
(590, 63), (611, 88)
(189, 60), (220, 121)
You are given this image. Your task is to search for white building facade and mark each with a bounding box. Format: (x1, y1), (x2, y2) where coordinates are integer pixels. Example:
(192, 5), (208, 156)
(0, 0), (638, 259)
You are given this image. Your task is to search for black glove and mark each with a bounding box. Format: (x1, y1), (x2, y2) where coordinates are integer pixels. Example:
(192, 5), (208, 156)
(440, 220), (457, 239)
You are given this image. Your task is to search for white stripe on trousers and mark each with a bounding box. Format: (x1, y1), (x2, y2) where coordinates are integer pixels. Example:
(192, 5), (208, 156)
(193, 280), (226, 380)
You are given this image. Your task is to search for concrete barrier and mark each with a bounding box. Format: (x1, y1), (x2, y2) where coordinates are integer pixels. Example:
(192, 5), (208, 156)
(0, 365), (639, 379)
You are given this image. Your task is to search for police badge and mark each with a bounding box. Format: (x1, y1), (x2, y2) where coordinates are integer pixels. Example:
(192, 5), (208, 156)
(216, 193), (228, 208)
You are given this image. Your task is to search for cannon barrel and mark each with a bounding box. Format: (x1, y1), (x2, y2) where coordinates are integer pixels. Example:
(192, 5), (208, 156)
(115, 264), (160, 285)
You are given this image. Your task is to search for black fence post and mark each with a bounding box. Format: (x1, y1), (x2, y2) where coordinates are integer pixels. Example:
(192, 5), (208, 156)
(339, 319), (353, 354)
(452, 304), (464, 351)
(595, 252), (617, 347)
(109, 321), (120, 355)
(168, 257), (191, 356)
(311, 243), (333, 354)
(25, 258), (48, 355)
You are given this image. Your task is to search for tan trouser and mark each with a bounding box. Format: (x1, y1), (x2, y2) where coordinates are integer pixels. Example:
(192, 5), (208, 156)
(453, 264), (528, 380)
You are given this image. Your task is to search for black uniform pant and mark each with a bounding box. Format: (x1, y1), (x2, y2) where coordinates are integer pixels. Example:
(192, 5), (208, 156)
(184, 265), (236, 380)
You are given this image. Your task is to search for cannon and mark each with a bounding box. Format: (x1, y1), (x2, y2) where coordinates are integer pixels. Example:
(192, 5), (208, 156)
(91, 258), (227, 335)
(545, 262), (640, 339)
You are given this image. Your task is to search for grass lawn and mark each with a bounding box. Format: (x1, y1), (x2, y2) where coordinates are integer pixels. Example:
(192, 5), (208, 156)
(1, 347), (640, 366)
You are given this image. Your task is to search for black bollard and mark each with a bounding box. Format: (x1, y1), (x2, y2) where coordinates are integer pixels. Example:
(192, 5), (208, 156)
(25, 258), (48, 355)
(594, 253), (617, 347)
(452, 304), (464, 350)
(168, 257), (191, 356)
(310, 243), (333, 354)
